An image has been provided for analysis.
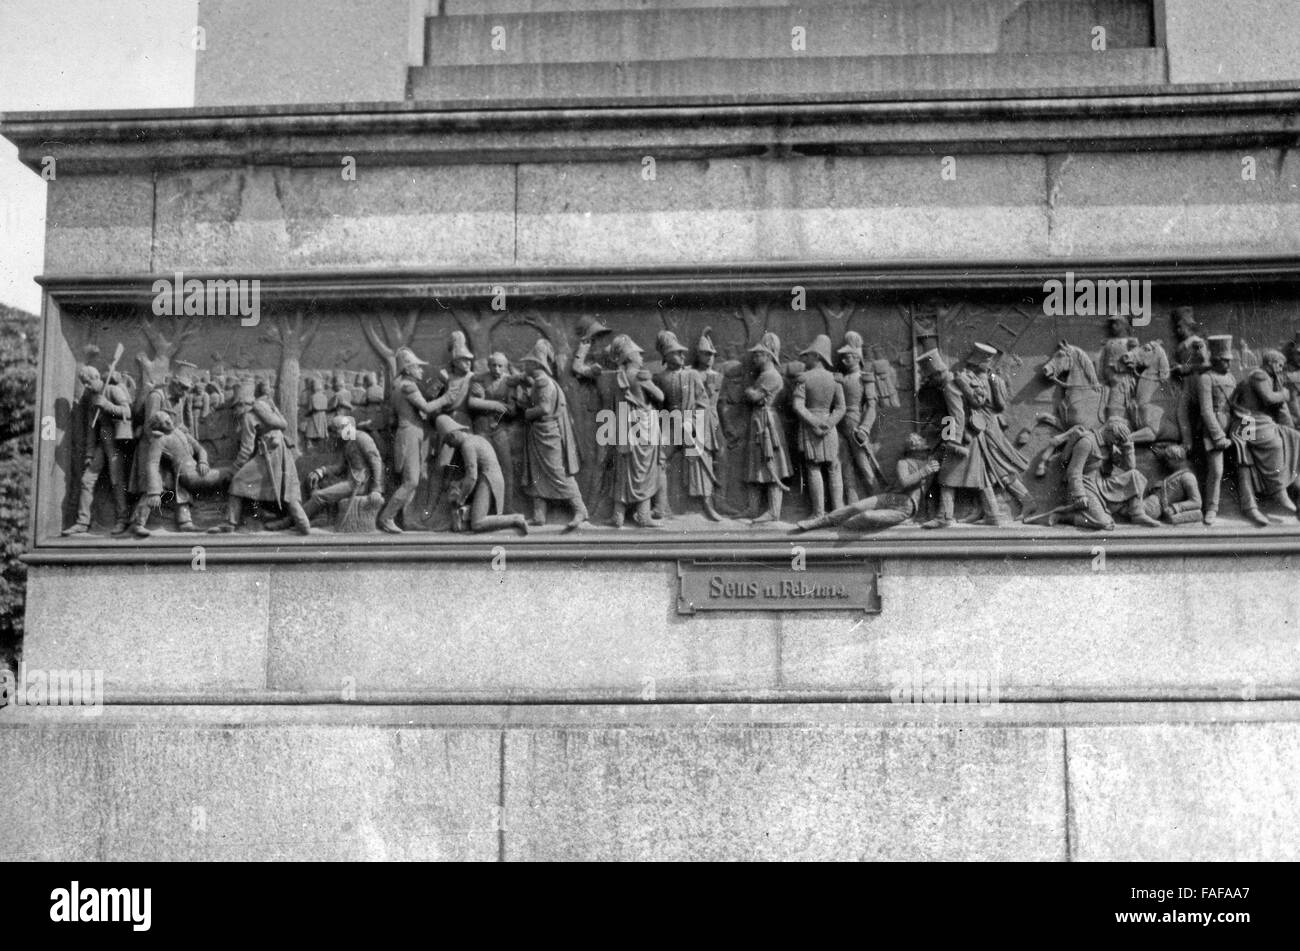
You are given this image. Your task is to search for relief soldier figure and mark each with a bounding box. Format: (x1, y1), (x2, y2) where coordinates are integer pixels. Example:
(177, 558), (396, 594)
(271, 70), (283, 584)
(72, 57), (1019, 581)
(468, 351), (520, 514)
(923, 344), (1035, 527)
(1282, 333), (1300, 425)
(793, 433), (938, 532)
(520, 338), (590, 530)
(377, 347), (439, 534)
(303, 377), (329, 449)
(1170, 307), (1209, 449)
(433, 415), (529, 535)
(1141, 443), (1203, 525)
(742, 331), (793, 524)
(1056, 418), (1158, 530)
(915, 348), (968, 530)
(609, 334), (664, 528)
(570, 316), (619, 516)
(836, 331), (882, 501)
(1229, 348), (1300, 526)
(791, 335), (846, 520)
(1097, 316), (1135, 387)
(211, 382), (311, 534)
(430, 331), (476, 427)
(128, 365), (190, 501)
(1197, 335), (1238, 525)
(654, 330), (722, 520)
(282, 414), (384, 529)
(128, 410), (225, 537)
(63, 364), (134, 536)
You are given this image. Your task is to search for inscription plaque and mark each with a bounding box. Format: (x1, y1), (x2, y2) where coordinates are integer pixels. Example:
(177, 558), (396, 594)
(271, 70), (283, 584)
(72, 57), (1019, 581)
(676, 559), (881, 614)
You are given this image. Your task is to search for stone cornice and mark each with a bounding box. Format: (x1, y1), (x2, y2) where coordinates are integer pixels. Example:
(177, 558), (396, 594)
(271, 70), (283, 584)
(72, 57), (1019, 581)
(4, 82), (1300, 174)
(35, 255), (1300, 306)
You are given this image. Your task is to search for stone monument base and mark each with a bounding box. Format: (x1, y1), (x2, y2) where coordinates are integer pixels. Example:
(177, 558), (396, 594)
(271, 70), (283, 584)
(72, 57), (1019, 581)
(2, 701), (1296, 861)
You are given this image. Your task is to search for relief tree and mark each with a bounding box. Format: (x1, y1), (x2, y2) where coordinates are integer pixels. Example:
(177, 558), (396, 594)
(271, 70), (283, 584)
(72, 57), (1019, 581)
(360, 304), (422, 379)
(261, 305), (321, 442)
(137, 314), (199, 389)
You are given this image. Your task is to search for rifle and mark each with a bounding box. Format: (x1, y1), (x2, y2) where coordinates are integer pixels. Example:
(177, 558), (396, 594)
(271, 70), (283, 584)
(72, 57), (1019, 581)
(89, 342), (126, 430)
(1023, 499), (1086, 525)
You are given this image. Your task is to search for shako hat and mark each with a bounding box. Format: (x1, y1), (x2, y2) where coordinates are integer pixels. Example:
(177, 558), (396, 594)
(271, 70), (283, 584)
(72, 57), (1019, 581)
(1207, 334), (1235, 361)
(916, 348), (949, 377)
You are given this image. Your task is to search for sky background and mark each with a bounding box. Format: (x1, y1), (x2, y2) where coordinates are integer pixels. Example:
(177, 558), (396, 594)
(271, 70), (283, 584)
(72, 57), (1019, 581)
(0, 0), (198, 314)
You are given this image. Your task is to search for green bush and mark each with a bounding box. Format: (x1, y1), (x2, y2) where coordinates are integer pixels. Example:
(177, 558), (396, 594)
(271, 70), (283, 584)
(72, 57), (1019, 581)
(0, 303), (38, 669)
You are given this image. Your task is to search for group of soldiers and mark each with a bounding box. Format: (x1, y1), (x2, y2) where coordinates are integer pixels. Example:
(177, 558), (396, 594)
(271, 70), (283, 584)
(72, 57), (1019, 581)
(65, 304), (1300, 537)
(375, 322), (895, 533)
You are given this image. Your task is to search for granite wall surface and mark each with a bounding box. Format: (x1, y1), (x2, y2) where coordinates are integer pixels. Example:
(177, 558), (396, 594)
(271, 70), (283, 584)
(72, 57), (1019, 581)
(2, 703), (1296, 861)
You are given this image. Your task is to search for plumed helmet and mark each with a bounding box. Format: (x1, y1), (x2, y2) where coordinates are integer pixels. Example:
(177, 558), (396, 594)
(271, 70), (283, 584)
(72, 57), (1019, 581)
(747, 331), (781, 363)
(394, 347), (428, 373)
(609, 334), (644, 362)
(519, 338), (557, 375)
(695, 326), (717, 356)
(448, 331), (474, 363)
(656, 330), (688, 358)
(837, 331), (865, 358)
(576, 316), (612, 342)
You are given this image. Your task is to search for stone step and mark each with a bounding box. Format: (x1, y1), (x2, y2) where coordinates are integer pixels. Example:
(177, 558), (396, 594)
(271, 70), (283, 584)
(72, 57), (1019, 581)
(429, 1), (1154, 66)
(443, 0), (1151, 17)
(409, 49), (1166, 103)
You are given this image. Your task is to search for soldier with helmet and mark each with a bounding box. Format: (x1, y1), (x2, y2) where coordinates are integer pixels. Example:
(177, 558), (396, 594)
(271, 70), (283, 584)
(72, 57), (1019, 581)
(571, 315), (619, 514)
(742, 331), (793, 523)
(951, 342), (1038, 525)
(376, 346), (440, 534)
(791, 334), (847, 520)
(654, 329), (722, 520)
(430, 331), (476, 427)
(836, 330), (882, 501)
(915, 348), (968, 529)
(609, 333), (665, 528)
